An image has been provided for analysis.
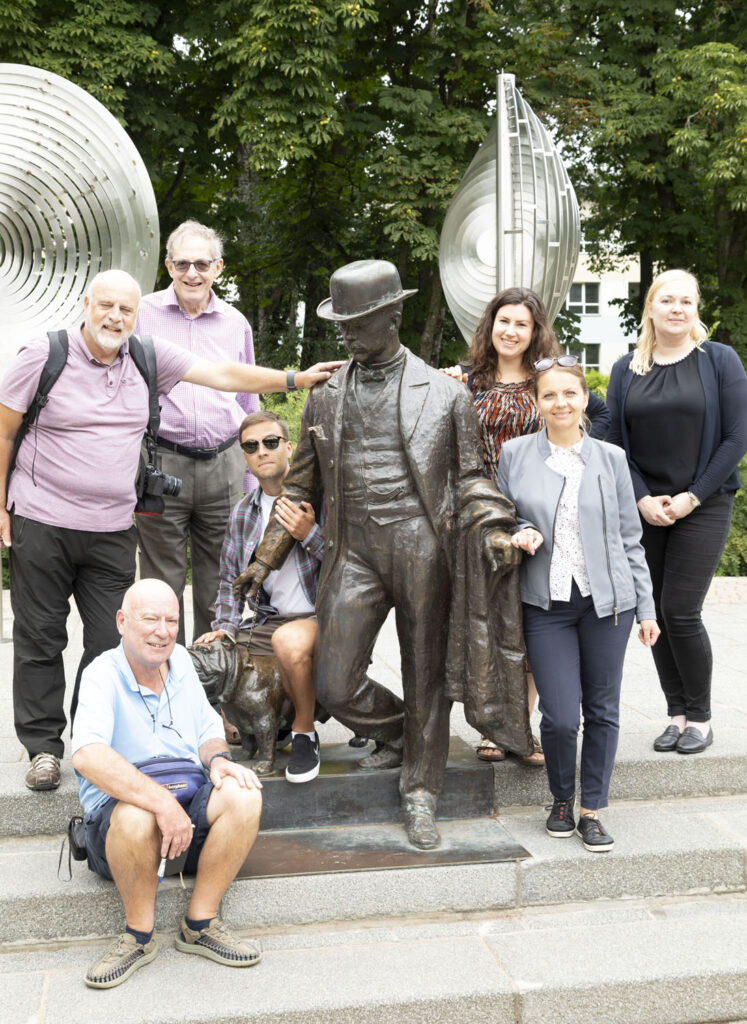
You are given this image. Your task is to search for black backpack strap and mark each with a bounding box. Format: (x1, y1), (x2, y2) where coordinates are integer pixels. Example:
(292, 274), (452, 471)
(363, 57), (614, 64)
(7, 330), (69, 488)
(127, 334), (160, 444)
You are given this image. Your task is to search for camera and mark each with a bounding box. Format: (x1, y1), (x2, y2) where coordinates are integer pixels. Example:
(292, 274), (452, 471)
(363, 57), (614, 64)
(134, 462), (182, 516)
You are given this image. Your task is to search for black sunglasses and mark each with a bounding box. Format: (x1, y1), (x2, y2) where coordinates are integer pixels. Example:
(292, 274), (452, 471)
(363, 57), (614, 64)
(169, 258), (220, 273)
(240, 435), (286, 454)
(533, 355), (580, 371)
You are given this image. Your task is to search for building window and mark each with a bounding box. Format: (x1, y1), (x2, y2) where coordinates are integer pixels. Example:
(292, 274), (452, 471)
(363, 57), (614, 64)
(568, 282), (600, 315)
(564, 342), (601, 371)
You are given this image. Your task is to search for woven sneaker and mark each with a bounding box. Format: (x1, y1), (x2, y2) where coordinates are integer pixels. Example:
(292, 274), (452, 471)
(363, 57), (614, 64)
(84, 932), (158, 989)
(285, 731), (321, 783)
(545, 796), (576, 837)
(175, 917), (261, 966)
(576, 814), (614, 852)
(25, 752), (61, 791)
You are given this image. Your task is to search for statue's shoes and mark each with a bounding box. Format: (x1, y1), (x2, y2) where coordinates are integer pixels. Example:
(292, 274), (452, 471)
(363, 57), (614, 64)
(403, 791), (441, 850)
(356, 741), (403, 771)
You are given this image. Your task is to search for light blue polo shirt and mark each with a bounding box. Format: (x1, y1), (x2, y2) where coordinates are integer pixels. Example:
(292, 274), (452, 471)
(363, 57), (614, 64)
(72, 642), (224, 814)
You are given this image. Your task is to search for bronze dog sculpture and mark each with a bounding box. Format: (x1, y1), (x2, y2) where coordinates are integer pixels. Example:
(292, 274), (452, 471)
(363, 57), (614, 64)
(189, 638), (293, 776)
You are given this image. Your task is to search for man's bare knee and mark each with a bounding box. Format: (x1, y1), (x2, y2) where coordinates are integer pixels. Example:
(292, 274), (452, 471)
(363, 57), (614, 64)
(107, 803), (160, 852)
(207, 777), (262, 826)
(272, 623), (316, 668)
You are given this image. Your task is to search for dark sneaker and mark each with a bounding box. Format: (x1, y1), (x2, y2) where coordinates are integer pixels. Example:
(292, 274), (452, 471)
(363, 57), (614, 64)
(84, 932), (158, 988)
(25, 752), (61, 791)
(576, 814), (614, 852)
(546, 796), (576, 837)
(285, 731), (321, 783)
(175, 917), (261, 966)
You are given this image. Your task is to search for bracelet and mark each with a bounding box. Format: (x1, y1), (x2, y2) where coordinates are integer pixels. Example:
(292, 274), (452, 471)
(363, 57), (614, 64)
(286, 369), (298, 392)
(208, 751), (233, 769)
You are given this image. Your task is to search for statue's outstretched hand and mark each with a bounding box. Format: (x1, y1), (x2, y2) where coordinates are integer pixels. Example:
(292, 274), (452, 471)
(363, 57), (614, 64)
(484, 529), (522, 576)
(232, 560), (271, 602)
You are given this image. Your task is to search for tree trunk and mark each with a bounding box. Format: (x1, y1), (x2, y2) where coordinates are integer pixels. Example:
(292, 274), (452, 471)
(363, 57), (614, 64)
(419, 268), (445, 367)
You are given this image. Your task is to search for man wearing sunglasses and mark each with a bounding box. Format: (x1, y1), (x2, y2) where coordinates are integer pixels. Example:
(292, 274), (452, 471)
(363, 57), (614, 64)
(194, 411), (324, 783)
(135, 221), (260, 648)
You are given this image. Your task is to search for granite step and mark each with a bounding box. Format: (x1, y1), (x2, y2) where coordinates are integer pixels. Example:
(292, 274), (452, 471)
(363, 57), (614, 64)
(1, 794), (744, 946)
(2, 895), (746, 1024)
(3, 728), (746, 839)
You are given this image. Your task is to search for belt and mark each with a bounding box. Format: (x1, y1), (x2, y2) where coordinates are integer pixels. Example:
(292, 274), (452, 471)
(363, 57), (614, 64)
(155, 436), (237, 460)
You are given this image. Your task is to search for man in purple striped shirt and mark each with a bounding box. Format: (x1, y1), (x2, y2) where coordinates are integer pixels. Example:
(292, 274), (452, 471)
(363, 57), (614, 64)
(135, 221), (259, 647)
(0, 269), (340, 791)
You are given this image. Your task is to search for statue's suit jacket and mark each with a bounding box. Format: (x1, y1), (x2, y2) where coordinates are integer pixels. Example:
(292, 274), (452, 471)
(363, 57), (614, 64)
(254, 347), (532, 755)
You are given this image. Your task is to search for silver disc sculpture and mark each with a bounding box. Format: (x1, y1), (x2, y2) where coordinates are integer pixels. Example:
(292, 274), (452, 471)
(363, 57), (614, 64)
(0, 64), (159, 369)
(439, 72), (580, 343)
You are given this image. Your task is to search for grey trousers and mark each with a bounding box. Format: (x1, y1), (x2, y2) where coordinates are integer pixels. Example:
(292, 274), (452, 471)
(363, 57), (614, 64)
(136, 441), (245, 644)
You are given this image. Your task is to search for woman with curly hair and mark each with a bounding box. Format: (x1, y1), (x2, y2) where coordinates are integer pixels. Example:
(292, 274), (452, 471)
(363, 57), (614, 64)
(606, 269), (747, 754)
(444, 287), (610, 764)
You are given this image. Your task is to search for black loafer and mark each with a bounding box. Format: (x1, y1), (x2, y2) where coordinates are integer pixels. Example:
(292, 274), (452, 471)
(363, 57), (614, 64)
(653, 724), (681, 752)
(676, 726), (713, 754)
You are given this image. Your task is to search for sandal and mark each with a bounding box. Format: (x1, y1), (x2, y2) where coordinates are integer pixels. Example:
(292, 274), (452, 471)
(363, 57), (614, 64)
(475, 738), (506, 762)
(510, 735), (545, 767)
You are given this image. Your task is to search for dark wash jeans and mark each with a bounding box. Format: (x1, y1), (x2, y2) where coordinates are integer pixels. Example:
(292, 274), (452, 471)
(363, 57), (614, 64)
(640, 491), (734, 722)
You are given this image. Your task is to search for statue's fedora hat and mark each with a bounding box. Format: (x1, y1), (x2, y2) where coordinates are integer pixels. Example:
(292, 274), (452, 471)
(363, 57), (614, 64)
(317, 259), (417, 322)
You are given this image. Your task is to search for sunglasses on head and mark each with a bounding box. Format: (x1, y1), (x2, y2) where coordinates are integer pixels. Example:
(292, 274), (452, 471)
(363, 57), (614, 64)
(533, 355), (580, 371)
(240, 435), (285, 454)
(169, 258), (220, 273)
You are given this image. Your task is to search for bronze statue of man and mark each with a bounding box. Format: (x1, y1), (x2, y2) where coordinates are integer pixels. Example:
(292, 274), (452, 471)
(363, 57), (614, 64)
(235, 260), (531, 849)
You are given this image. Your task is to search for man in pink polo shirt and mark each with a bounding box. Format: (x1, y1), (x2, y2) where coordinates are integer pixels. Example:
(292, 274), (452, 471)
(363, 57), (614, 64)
(135, 221), (260, 646)
(0, 269), (339, 791)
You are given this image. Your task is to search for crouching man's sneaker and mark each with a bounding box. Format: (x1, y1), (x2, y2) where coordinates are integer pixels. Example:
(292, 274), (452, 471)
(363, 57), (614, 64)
(84, 932), (158, 988)
(285, 731), (320, 783)
(25, 752), (61, 791)
(175, 916), (261, 966)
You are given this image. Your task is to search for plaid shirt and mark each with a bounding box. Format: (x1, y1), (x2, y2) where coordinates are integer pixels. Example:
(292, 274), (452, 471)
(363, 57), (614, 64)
(211, 485), (324, 636)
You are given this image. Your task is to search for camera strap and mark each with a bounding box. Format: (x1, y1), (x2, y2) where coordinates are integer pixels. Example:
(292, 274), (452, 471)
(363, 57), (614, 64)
(128, 334), (159, 460)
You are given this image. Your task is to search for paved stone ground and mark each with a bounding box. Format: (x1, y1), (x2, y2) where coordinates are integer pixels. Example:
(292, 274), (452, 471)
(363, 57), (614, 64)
(1, 574), (745, 771)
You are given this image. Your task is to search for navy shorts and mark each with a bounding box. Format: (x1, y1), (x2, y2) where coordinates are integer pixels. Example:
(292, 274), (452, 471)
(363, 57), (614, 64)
(84, 781), (214, 881)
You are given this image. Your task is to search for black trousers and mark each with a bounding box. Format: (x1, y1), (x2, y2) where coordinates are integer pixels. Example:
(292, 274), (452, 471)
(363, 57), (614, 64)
(314, 517), (451, 800)
(523, 584), (634, 811)
(10, 513), (137, 758)
(639, 491), (734, 722)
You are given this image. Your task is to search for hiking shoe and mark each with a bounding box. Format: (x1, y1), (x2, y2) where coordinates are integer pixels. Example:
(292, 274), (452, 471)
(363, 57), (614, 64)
(25, 752), (61, 791)
(84, 932), (158, 988)
(175, 917), (261, 966)
(285, 731), (321, 783)
(576, 814), (614, 852)
(545, 796), (576, 837)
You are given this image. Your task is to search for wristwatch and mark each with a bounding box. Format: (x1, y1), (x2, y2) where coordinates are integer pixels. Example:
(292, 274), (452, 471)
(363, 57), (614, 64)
(208, 751), (234, 769)
(687, 491), (701, 509)
(286, 370), (298, 392)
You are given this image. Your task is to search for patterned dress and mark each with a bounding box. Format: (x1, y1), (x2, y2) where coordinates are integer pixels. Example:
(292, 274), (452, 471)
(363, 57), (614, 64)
(472, 379), (543, 482)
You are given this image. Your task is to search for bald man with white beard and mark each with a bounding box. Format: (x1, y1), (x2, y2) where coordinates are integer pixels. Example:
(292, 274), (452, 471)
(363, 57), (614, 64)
(0, 269), (341, 791)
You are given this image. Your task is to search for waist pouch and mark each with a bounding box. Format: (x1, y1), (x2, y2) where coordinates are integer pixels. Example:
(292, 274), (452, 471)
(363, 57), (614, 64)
(135, 756), (207, 806)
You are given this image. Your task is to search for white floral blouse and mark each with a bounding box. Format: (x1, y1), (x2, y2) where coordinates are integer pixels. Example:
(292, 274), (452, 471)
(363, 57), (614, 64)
(546, 439), (591, 601)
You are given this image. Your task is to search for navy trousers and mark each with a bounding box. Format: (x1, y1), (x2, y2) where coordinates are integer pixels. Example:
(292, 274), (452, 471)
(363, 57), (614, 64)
(522, 583), (634, 810)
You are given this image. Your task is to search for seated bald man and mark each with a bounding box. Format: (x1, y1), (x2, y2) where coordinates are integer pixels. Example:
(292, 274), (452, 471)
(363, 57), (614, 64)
(72, 578), (263, 989)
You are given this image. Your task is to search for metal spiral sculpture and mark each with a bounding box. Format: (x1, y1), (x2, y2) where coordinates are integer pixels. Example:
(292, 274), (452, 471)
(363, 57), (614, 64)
(439, 72), (580, 343)
(0, 64), (159, 367)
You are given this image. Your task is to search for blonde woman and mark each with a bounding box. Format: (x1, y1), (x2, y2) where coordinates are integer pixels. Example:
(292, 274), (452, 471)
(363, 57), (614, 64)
(606, 270), (747, 754)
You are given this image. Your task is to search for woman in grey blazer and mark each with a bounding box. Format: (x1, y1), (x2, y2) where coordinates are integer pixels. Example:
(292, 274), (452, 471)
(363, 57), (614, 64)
(497, 359), (659, 852)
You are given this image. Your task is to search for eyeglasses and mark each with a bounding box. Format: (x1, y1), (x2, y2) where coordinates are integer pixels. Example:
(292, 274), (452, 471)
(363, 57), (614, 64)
(533, 355), (580, 371)
(240, 435), (285, 454)
(169, 258), (220, 273)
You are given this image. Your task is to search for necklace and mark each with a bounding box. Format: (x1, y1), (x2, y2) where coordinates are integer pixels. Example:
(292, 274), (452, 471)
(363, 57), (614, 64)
(136, 668), (182, 739)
